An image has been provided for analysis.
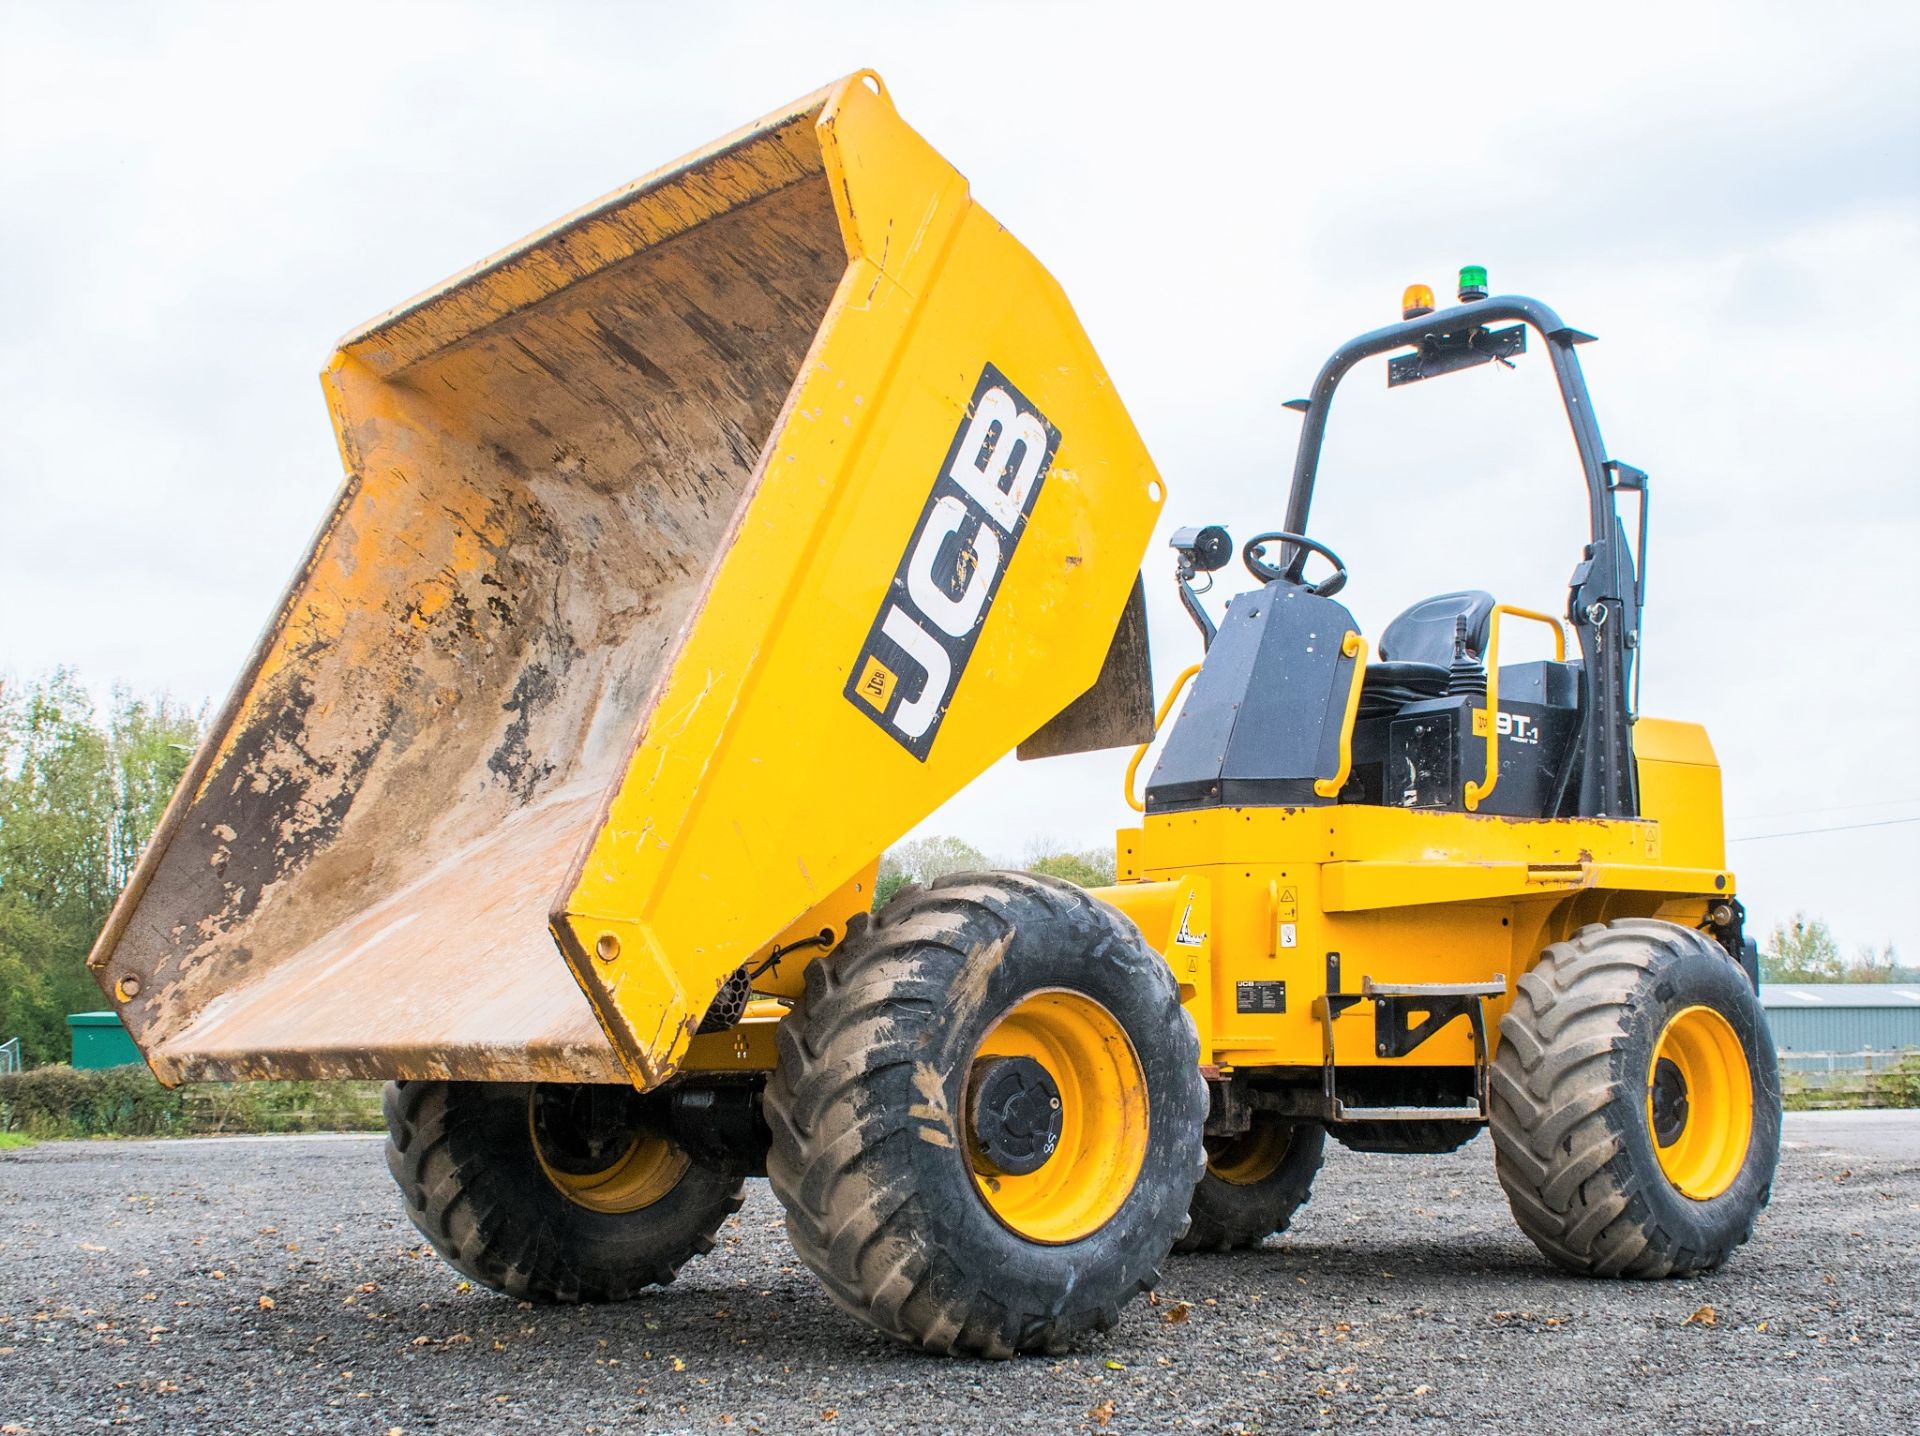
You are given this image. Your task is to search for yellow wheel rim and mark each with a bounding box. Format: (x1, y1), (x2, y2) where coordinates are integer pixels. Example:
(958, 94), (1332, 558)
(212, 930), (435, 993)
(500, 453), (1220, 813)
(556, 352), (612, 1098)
(968, 990), (1148, 1244)
(1647, 1004), (1753, 1200)
(529, 1093), (688, 1215)
(1206, 1119), (1290, 1186)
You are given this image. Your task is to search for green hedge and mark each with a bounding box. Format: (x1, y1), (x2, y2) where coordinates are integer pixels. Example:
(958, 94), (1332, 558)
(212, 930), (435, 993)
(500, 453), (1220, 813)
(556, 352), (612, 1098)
(0, 1064), (385, 1138)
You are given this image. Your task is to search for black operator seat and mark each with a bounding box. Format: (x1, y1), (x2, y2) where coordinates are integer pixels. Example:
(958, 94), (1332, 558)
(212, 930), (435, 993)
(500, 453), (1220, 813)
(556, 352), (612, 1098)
(1358, 590), (1497, 718)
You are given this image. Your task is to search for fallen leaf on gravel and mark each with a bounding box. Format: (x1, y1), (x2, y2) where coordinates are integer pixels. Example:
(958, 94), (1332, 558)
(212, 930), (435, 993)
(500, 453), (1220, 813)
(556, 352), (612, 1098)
(1103, 1358), (1125, 1370)
(1161, 1301), (1191, 1325)
(257, 1297), (275, 1311)
(209, 1270), (226, 1281)
(820, 1410), (837, 1422)
(455, 1281), (472, 1293)
(1834, 1169), (1851, 1182)
(411, 1335), (434, 1346)
(671, 1357), (687, 1372)
(1685, 1305), (1717, 1327)
(1414, 1385), (1432, 1396)
(1090, 1399), (1116, 1426)
(1757, 1321), (1770, 1332)
(80, 1242), (106, 1252)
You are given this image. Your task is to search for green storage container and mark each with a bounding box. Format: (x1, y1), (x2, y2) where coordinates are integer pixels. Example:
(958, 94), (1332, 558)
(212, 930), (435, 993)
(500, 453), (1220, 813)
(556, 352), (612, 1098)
(69, 1011), (145, 1070)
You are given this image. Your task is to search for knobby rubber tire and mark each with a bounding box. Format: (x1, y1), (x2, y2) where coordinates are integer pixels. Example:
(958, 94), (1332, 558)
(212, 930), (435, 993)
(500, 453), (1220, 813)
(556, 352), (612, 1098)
(1176, 1119), (1325, 1253)
(384, 1080), (746, 1303)
(1332, 1120), (1483, 1155)
(764, 871), (1207, 1358)
(1490, 919), (1781, 1278)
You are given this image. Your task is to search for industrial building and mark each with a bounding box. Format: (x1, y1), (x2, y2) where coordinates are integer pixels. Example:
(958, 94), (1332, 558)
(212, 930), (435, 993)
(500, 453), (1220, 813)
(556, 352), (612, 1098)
(1762, 984), (1920, 1060)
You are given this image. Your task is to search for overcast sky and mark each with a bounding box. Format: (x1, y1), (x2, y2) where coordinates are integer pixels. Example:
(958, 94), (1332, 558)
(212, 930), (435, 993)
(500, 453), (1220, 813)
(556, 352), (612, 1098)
(2, 1), (1915, 959)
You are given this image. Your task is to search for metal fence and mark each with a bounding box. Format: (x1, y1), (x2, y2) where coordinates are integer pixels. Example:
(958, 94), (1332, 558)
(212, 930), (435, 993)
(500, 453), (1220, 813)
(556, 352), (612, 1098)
(1777, 1048), (1919, 1078)
(0, 1039), (20, 1076)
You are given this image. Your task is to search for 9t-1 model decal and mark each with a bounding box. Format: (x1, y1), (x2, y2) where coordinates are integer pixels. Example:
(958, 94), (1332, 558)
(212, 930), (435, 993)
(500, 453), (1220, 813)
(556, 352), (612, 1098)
(846, 363), (1060, 760)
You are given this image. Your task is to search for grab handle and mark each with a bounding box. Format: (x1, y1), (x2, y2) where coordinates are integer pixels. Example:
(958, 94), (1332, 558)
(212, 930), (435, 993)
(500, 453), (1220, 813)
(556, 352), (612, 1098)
(1313, 632), (1368, 799)
(1123, 663), (1203, 814)
(1464, 605), (1566, 811)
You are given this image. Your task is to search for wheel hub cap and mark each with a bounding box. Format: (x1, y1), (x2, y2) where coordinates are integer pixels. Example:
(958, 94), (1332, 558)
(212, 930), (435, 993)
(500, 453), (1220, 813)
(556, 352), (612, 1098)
(1650, 1056), (1690, 1147)
(967, 1055), (1064, 1177)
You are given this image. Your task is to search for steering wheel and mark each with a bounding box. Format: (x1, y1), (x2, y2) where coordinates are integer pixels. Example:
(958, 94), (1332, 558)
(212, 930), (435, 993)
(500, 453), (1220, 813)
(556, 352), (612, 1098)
(1242, 531), (1349, 597)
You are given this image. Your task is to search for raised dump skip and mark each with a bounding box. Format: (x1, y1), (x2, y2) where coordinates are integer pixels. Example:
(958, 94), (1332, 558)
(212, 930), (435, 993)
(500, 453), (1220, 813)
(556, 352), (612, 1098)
(91, 74), (1164, 1090)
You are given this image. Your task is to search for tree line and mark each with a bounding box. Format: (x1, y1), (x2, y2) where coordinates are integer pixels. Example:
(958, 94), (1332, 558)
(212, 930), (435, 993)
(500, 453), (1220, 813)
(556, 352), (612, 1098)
(1758, 914), (1911, 984)
(0, 673), (199, 1065)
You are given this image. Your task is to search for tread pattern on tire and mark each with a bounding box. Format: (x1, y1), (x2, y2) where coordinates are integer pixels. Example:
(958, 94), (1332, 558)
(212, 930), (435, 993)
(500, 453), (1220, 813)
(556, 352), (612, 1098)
(1489, 918), (1778, 1279)
(384, 1079), (744, 1304)
(764, 871), (1206, 1358)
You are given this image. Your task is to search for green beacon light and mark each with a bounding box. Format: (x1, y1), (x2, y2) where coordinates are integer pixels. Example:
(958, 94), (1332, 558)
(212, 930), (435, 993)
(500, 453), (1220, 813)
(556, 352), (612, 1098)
(1458, 264), (1489, 303)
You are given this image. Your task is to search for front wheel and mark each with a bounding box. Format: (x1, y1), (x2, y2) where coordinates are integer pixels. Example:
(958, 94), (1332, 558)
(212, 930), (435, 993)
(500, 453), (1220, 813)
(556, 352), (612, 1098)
(765, 872), (1207, 1357)
(1490, 918), (1781, 1278)
(384, 1080), (746, 1303)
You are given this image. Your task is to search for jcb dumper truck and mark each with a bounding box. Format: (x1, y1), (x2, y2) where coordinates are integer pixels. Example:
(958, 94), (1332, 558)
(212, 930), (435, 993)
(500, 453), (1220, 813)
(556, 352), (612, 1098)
(91, 72), (1780, 1357)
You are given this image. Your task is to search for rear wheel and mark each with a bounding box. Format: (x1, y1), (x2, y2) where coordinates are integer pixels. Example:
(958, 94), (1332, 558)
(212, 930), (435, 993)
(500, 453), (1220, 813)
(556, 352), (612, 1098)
(1176, 1117), (1324, 1253)
(384, 1079), (746, 1303)
(765, 872), (1206, 1357)
(1490, 918), (1781, 1278)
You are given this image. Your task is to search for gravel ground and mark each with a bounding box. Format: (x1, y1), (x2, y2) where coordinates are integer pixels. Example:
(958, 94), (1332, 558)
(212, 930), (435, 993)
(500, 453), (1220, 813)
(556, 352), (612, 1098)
(1, 1112), (1912, 1435)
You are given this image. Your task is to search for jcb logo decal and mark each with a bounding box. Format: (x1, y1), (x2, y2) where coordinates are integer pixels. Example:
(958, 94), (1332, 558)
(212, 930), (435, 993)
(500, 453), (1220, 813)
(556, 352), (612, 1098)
(845, 364), (1060, 760)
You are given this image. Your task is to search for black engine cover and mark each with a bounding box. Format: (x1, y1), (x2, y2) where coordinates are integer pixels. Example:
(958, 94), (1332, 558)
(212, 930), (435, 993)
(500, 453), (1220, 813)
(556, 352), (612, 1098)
(1145, 584), (1363, 812)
